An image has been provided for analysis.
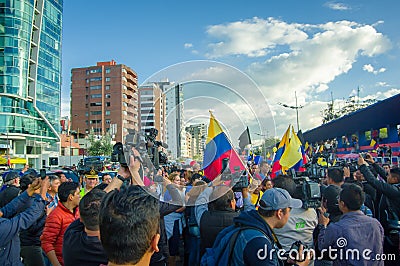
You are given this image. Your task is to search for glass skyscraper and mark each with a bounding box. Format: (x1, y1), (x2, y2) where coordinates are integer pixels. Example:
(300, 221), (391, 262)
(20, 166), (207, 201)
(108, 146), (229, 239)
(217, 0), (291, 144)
(0, 0), (62, 167)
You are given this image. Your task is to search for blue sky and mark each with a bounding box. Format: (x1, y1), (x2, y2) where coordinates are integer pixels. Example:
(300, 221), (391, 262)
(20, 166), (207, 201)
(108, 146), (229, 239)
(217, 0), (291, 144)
(62, 0), (400, 141)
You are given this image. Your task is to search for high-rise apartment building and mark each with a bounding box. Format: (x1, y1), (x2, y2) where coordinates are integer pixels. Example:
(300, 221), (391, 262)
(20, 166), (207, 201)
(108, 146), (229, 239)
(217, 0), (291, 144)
(0, 0), (63, 168)
(139, 83), (166, 142)
(163, 83), (185, 159)
(186, 123), (206, 159)
(70, 60), (139, 143)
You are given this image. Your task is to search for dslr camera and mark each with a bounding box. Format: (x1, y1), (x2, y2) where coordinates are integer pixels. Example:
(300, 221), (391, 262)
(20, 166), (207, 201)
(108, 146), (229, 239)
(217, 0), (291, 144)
(220, 158), (249, 192)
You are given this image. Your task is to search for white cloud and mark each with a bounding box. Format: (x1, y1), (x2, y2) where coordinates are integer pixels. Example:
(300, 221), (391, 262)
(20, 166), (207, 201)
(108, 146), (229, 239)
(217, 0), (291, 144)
(370, 88), (400, 100)
(61, 101), (70, 117)
(184, 43), (193, 49)
(325, 2), (351, 11)
(363, 64), (374, 73)
(201, 18), (392, 135)
(363, 64), (386, 74)
(376, 81), (389, 87)
(206, 17), (308, 58)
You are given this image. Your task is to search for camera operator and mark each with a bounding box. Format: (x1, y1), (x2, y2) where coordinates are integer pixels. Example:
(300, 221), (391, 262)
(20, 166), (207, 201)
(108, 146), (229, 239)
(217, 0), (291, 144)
(273, 175), (318, 261)
(358, 153), (400, 264)
(195, 175), (253, 255)
(325, 167), (345, 187)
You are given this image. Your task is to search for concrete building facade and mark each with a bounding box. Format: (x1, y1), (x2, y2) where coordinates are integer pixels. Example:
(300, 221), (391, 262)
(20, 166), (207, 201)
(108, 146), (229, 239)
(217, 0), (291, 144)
(139, 83), (166, 143)
(70, 60), (139, 143)
(186, 123), (207, 159)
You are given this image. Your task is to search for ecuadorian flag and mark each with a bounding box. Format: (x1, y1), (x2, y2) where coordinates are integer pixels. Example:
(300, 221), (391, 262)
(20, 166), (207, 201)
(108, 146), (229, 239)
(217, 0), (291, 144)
(270, 125), (290, 178)
(203, 112), (246, 180)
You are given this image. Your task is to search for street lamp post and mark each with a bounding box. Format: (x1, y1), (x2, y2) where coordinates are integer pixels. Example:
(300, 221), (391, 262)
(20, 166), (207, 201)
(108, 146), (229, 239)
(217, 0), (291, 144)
(278, 91), (304, 132)
(69, 134), (72, 167)
(255, 131), (269, 159)
(40, 129), (43, 168)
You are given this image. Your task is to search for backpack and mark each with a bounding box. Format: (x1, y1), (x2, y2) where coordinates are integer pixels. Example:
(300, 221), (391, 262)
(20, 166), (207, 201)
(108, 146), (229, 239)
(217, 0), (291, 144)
(200, 225), (269, 266)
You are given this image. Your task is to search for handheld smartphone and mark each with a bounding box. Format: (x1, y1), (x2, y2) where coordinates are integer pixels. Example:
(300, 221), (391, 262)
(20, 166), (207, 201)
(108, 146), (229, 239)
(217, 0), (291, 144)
(40, 169), (46, 179)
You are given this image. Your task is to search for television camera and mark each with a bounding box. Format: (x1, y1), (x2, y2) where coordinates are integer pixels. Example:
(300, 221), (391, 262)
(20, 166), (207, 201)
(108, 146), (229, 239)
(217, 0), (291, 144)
(111, 128), (168, 170)
(220, 158), (249, 192)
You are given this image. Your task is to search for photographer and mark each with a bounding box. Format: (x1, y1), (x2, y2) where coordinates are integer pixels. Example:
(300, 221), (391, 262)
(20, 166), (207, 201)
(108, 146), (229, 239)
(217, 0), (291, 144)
(273, 175), (318, 261)
(195, 175), (253, 255)
(358, 154), (400, 264)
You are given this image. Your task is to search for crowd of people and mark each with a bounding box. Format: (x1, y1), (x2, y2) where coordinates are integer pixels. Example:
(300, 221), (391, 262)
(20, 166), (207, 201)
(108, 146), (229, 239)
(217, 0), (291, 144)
(0, 149), (399, 266)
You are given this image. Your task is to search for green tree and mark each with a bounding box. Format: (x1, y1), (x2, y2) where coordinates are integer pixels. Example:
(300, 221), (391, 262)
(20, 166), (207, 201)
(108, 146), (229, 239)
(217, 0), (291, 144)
(321, 95), (377, 124)
(87, 130), (113, 156)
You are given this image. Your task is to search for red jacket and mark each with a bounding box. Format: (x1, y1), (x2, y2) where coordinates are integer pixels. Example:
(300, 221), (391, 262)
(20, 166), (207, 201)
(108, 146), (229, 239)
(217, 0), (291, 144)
(40, 202), (79, 265)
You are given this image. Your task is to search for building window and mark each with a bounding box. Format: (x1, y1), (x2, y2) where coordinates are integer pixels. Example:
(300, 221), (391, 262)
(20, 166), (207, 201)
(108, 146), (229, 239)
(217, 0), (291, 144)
(105, 77), (111, 82)
(89, 77), (102, 82)
(105, 68), (111, 74)
(90, 85), (102, 90)
(105, 94), (111, 99)
(106, 102), (111, 107)
(91, 94), (102, 98)
(106, 119), (111, 124)
(85, 112), (89, 117)
(90, 68), (102, 74)
(105, 110), (111, 115)
(91, 111), (102, 115)
(106, 85), (110, 90)
(90, 102), (102, 106)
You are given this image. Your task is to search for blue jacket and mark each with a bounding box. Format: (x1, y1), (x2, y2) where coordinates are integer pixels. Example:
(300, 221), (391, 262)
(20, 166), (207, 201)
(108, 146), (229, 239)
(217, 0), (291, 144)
(0, 191), (46, 266)
(225, 210), (284, 266)
(318, 210), (384, 266)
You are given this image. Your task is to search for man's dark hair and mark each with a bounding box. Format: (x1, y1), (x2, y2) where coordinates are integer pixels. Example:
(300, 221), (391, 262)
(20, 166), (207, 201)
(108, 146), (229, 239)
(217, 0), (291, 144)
(272, 175), (299, 199)
(58, 182), (80, 202)
(390, 167), (400, 182)
(20, 173), (37, 191)
(99, 185), (160, 265)
(339, 183), (365, 211)
(208, 186), (234, 211)
(327, 168), (344, 183)
(79, 189), (106, 231)
(258, 206), (289, 218)
(322, 185), (341, 215)
(190, 173), (203, 184)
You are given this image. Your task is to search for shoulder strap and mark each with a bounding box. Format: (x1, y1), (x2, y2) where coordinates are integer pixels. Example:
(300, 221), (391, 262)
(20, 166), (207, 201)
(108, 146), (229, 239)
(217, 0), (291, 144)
(226, 225), (276, 265)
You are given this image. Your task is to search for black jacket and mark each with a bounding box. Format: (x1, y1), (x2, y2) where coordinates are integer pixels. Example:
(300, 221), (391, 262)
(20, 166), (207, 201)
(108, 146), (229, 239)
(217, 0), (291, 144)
(0, 185), (20, 207)
(150, 184), (183, 265)
(359, 164), (400, 234)
(19, 209), (46, 246)
(199, 209), (239, 255)
(63, 219), (108, 266)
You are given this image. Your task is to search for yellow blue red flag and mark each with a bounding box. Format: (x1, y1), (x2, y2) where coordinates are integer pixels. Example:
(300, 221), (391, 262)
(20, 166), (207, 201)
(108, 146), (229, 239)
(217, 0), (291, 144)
(203, 112), (245, 180)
